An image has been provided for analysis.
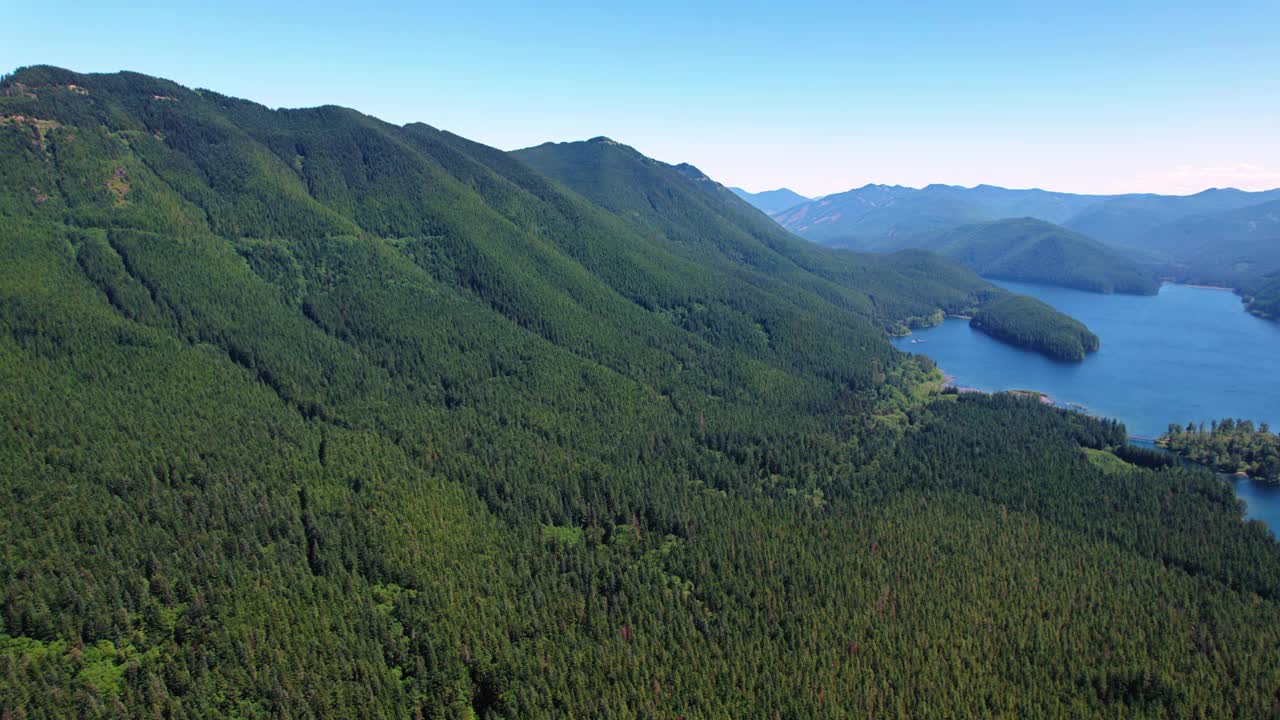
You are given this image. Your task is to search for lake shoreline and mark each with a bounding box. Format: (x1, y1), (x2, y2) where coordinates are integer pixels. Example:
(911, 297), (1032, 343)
(1170, 282), (1235, 291)
(901, 279), (1280, 532)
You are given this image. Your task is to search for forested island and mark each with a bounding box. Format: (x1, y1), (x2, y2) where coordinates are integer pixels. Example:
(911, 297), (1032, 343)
(1160, 419), (1280, 482)
(969, 294), (1101, 361)
(2, 66), (1279, 718)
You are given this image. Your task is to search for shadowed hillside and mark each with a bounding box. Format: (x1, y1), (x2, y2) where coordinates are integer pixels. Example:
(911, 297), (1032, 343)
(910, 218), (1160, 295)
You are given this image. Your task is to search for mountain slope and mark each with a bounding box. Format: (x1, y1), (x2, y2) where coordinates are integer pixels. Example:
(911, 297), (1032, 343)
(916, 218), (1161, 294)
(512, 138), (1007, 333)
(729, 186), (809, 214)
(1244, 271), (1280, 320)
(1063, 188), (1280, 257)
(511, 140), (1108, 352)
(3, 66), (1280, 718)
(1141, 198), (1280, 286)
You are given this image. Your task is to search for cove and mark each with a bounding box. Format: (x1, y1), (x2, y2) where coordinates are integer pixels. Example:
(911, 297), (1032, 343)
(893, 280), (1280, 530)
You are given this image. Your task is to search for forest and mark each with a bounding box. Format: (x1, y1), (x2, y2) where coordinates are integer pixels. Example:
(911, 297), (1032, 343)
(1161, 419), (1280, 483)
(1244, 272), (1280, 321)
(2, 66), (1279, 719)
(968, 294), (1101, 361)
(912, 217), (1161, 295)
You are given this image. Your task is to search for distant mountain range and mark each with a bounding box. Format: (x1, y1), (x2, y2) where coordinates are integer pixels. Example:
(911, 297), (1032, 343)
(770, 182), (1280, 305)
(728, 186), (810, 215)
(1064, 190), (1280, 258)
(772, 184), (1104, 244)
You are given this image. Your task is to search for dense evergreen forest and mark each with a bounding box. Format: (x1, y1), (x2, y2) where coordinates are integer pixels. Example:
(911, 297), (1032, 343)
(1161, 419), (1280, 483)
(1245, 272), (1280, 321)
(969, 295), (1101, 361)
(2, 66), (1280, 718)
(910, 218), (1161, 295)
(512, 137), (1124, 353)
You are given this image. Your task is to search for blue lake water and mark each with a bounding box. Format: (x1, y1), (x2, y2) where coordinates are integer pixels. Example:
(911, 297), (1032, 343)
(892, 280), (1280, 530)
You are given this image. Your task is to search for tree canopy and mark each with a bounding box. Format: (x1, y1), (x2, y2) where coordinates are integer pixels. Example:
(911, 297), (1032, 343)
(1, 66), (1278, 718)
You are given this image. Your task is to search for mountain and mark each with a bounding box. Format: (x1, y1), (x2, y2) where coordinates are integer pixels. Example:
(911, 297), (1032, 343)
(773, 184), (1103, 246)
(512, 140), (1101, 352)
(4, 66), (1280, 718)
(1063, 188), (1280, 258)
(773, 183), (982, 244)
(913, 218), (1161, 295)
(512, 138), (1015, 334)
(1139, 198), (1280, 285)
(728, 186), (810, 214)
(776, 182), (1280, 304)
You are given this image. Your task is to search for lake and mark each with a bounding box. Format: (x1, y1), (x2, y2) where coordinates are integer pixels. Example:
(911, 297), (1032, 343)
(893, 280), (1280, 530)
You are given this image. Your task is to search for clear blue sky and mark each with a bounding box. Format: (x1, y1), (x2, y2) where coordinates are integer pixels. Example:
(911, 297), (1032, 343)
(6, 1), (1278, 196)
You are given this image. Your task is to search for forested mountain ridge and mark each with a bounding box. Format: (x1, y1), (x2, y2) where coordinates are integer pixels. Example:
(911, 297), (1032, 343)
(512, 137), (1018, 334)
(1063, 188), (1280, 255)
(3, 65), (1280, 718)
(1136, 198), (1280, 287)
(512, 139), (1101, 357)
(907, 218), (1161, 295)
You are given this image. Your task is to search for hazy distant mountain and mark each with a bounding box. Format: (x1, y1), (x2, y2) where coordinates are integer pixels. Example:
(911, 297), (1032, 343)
(1063, 188), (1280, 256)
(774, 184), (1103, 246)
(916, 184), (1103, 224)
(776, 183), (1280, 292)
(773, 184), (985, 245)
(728, 186), (810, 215)
(1147, 199), (1280, 285)
(910, 218), (1161, 295)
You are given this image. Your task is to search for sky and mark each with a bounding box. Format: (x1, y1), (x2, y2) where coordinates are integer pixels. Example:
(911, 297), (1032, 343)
(5, 1), (1279, 197)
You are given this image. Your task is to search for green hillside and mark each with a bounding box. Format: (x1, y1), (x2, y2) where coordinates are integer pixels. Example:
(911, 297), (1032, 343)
(970, 294), (1102, 361)
(1142, 199), (1280, 286)
(917, 218), (1161, 294)
(1063, 189), (1280, 255)
(512, 140), (1114, 354)
(1245, 272), (1280, 320)
(512, 137), (1006, 333)
(3, 66), (1280, 718)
